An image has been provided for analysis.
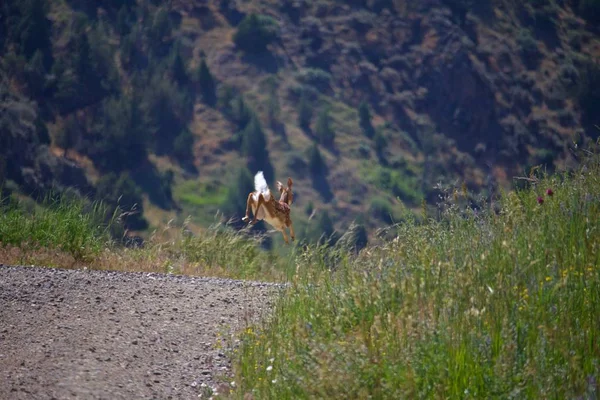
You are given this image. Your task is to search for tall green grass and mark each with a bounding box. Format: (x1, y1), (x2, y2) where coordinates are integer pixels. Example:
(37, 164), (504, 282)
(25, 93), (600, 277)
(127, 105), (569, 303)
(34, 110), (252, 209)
(232, 150), (600, 398)
(0, 193), (295, 280)
(0, 195), (114, 261)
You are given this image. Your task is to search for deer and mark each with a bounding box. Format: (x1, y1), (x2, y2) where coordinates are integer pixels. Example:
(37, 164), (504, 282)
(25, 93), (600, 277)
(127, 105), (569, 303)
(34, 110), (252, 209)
(242, 171), (295, 244)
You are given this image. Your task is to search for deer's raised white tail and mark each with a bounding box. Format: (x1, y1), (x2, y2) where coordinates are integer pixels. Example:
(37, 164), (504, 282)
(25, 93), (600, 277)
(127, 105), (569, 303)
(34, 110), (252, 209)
(252, 171), (270, 202)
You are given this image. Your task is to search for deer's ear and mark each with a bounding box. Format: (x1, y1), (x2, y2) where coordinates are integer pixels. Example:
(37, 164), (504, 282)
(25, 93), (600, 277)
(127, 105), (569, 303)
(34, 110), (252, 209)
(287, 177), (293, 188)
(277, 181), (284, 191)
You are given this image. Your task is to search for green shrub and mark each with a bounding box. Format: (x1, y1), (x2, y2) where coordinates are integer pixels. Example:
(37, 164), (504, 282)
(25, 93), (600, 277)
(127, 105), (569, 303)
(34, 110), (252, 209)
(369, 196), (394, 224)
(295, 68), (332, 92)
(516, 29), (540, 69)
(0, 194), (114, 260)
(233, 14), (279, 54)
(96, 172), (148, 230)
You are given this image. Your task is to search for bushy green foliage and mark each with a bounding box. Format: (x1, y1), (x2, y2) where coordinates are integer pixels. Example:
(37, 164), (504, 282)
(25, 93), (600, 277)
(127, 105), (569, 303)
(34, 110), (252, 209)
(233, 14), (279, 54)
(51, 18), (118, 112)
(24, 50), (47, 98)
(517, 29), (540, 69)
(91, 94), (149, 172)
(230, 95), (252, 130)
(369, 196), (395, 224)
(149, 6), (172, 44)
(173, 129), (195, 167)
(234, 149), (600, 399)
(0, 194), (114, 260)
(295, 68), (332, 92)
(367, 165), (422, 205)
(14, 0), (52, 66)
(143, 74), (193, 154)
(96, 172), (148, 230)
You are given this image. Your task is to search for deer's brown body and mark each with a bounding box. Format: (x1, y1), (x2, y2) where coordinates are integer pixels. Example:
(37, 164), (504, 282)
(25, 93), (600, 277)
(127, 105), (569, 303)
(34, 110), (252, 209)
(242, 173), (295, 244)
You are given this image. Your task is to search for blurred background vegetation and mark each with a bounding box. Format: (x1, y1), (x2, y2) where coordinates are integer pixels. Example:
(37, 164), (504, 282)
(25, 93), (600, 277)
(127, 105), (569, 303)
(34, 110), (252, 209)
(1, 0), (599, 248)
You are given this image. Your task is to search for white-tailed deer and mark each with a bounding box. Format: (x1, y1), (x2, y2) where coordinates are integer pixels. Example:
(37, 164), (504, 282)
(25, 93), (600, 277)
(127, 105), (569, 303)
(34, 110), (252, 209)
(242, 171), (295, 244)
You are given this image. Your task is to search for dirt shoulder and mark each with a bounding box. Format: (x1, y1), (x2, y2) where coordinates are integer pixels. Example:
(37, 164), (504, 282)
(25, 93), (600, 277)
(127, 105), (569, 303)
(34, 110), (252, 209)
(0, 265), (283, 399)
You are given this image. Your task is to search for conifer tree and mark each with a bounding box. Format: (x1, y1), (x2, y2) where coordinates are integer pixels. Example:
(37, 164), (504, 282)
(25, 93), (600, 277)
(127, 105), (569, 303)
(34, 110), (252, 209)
(358, 101), (375, 138)
(298, 92), (313, 131)
(197, 59), (216, 106)
(316, 107), (335, 147)
(242, 114), (274, 181)
(307, 143), (325, 177)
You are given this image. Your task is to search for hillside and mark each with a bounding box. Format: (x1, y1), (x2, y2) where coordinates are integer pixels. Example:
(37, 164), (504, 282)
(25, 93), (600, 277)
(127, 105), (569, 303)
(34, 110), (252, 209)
(1, 0), (599, 245)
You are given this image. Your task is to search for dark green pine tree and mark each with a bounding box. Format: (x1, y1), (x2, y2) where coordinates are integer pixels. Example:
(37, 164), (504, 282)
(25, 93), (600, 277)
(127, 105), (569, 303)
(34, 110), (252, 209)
(18, 0), (53, 67)
(315, 107), (335, 147)
(297, 92), (313, 131)
(24, 49), (46, 97)
(358, 100), (375, 138)
(116, 5), (132, 36)
(170, 47), (188, 86)
(231, 95), (252, 130)
(74, 32), (92, 80)
(307, 143), (326, 177)
(197, 59), (216, 106)
(242, 114), (274, 182)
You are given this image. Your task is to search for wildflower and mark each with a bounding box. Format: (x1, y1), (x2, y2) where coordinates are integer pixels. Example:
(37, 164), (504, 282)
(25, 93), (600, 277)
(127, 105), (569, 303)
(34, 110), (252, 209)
(266, 365), (273, 372)
(546, 188), (554, 196)
(537, 196), (544, 205)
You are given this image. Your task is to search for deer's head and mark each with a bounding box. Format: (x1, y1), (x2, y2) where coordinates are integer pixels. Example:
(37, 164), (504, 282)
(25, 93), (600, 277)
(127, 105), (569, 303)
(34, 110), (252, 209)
(277, 177), (293, 206)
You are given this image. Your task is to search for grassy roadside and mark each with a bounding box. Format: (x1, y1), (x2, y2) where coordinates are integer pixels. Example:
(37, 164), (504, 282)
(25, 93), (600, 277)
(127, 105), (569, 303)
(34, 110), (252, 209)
(0, 194), (294, 281)
(229, 148), (600, 399)
(1, 149), (599, 398)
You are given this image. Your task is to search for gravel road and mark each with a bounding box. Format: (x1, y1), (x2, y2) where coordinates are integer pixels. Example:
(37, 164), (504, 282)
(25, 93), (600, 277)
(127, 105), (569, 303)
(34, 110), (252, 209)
(0, 265), (283, 399)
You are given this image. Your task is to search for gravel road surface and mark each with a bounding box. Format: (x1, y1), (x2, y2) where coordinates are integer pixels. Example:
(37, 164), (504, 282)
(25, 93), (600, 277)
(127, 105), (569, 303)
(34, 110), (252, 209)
(0, 265), (283, 399)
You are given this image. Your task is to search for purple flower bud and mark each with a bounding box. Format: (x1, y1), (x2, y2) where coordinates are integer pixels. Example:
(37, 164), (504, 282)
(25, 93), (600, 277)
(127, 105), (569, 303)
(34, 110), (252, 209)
(537, 196), (544, 205)
(546, 188), (554, 196)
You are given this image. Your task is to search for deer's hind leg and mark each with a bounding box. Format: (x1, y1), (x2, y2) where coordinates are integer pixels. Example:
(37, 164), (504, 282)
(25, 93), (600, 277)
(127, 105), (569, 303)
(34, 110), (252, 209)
(242, 193), (255, 223)
(250, 194), (265, 225)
